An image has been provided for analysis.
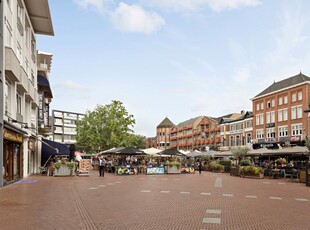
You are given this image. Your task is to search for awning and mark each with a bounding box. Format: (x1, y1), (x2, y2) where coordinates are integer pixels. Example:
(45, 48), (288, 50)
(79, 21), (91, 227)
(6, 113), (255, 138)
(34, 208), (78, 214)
(38, 75), (53, 98)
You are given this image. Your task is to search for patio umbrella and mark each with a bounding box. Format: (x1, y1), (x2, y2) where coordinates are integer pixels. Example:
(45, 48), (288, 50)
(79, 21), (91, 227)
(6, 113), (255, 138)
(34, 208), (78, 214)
(158, 148), (186, 156)
(114, 147), (146, 155)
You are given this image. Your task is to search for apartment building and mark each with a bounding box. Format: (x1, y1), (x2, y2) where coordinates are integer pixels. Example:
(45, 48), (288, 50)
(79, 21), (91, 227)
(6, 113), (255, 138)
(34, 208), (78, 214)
(251, 73), (310, 149)
(156, 117), (174, 150)
(51, 110), (85, 144)
(219, 111), (253, 149)
(1, 0), (53, 187)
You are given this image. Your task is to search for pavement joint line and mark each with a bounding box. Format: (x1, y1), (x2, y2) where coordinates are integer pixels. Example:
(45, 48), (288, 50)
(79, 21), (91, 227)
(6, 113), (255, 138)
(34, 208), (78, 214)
(270, 196), (283, 200)
(206, 209), (221, 214)
(223, 193), (234, 197)
(295, 198), (309, 202)
(180, 192), (190, 195)
(245, 195), (258, 199)
(160, 190), (171, 193)
(202, 218), (221, 224)
(201, 192), (211, 196)
(141, 190), (151, 193)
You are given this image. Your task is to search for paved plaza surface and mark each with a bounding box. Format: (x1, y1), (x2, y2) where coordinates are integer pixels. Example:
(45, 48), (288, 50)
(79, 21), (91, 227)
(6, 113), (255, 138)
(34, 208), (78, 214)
(0, 171), (309, 230)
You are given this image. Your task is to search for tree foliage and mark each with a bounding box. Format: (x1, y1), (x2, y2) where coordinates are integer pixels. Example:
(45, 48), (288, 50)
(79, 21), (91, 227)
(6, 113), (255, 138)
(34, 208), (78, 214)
(231, 146), (249, 166)
(76, 100), (136, 153)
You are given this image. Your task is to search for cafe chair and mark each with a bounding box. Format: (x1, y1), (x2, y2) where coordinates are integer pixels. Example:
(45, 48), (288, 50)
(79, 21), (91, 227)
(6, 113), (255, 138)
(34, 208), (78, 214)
(283, 169), (292, 180)
(291, 170), (299, 182)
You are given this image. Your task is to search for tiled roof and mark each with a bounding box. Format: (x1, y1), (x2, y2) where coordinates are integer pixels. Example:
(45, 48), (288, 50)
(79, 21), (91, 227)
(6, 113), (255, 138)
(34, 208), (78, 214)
(157, 117), (175, 128)
(254, 72), (310, 98)
(177, 116), (202, 127)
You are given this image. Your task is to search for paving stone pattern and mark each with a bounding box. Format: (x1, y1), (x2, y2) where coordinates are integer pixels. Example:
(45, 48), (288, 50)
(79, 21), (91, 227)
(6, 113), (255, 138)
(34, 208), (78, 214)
(0, 171), (309, 230)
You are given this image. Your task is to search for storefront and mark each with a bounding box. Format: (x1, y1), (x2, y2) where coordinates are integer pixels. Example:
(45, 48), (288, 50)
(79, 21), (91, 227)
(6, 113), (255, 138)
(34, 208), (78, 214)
(3, 127), (25, 185)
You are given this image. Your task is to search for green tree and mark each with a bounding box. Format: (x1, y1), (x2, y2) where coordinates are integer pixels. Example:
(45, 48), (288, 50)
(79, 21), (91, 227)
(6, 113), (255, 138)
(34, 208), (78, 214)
(76, 100), (135, 153)
(231, 146), (249, 166)
(124, 134), (146, 149)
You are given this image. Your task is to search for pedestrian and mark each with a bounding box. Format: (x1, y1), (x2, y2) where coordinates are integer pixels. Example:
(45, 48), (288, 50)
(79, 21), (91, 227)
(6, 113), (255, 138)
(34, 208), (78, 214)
(198, 161), (202, 174)
(99, 157), (106, 177)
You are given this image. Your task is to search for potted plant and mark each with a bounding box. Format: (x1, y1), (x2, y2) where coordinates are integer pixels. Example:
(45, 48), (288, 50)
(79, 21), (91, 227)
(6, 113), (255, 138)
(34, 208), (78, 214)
(239, 166), (264, 179)
(166, 161), (181, 174)
(230, 147), (249, 176)
(210, 161), (224, 173)
(53, 160), (78, 176)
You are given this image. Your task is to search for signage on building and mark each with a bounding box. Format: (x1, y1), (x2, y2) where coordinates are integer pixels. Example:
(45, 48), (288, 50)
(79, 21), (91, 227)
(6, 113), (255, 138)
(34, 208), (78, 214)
(38, 92), (44, 124)
(3, 128), (23, 143)
(266, 123), (275, 128)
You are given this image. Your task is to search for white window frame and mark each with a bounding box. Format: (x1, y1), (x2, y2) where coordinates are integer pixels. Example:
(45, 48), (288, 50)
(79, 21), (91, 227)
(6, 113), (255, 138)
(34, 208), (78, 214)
(291, 107), (297, 119)
(16, 92), (22, 114)
(297, 106), (303, 119)
(256, 103), (260, 111)
(283, 109), (288, 121)
(298, 91), (302, 101)
(272, 99), (275, 107)
(267, 128), (275, 138)
(278, 110), (283, 122)
(291, 124), (302, 136)
(292, 93), (296, 102)
(260, 102), (264, 110)
(256, 129), (264, 139)
(279, 97), (283, 105)
(284, 95), (288, 104)
(278, 126), (288, 137)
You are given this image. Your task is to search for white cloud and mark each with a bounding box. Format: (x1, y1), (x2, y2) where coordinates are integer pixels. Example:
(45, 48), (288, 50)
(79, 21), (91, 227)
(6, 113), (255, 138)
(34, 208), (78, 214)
(141, 0), (261, 13)
(111, 3), (165, 34)
(54, 80), (89, 90)
(73, 0), (110, 12)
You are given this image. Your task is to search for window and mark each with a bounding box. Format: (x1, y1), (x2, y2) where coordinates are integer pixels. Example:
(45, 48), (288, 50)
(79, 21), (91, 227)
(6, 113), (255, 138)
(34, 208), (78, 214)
(279, 97), (283, 105)
(256, 129), (264, 139)
(260, 102), (264, 110)
(266, 112), (271, 124)
(278, 126), (288, 137)
(284, 95), (288, 104)
(17, 0), (24, 35)
(256, 103), (260, 111)
(245, 120), (252, 129)
(271, 99), (275, 107)
(283, 109), (288, 121)
(278, 110), (283, 122)
(292, 93), (296, 102)
(16, 93), (22, 114)
(5, 81), (12, 115)
(298, 91), (302, 101)
(267, 100), (271, 108)
(291, 107), (296, 119)
(267, 128), (275, 138)
(291, 124), (302, 136)
(291, 106), (303, 119)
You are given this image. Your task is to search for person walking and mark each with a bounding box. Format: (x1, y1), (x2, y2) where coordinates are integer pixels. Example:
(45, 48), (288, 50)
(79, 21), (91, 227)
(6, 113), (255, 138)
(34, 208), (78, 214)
(99, 157), (106, 177)
(198, 160), (202, 174)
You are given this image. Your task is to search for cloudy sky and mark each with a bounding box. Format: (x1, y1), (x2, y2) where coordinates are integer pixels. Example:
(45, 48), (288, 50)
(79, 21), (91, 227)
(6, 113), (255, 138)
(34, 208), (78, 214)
(37, 0), (310, 137)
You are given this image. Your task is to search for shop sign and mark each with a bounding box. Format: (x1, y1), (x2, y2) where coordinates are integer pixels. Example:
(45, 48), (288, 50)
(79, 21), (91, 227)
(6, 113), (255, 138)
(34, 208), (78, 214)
(266, 123), (275, 128)
(3, 128), (23, 143)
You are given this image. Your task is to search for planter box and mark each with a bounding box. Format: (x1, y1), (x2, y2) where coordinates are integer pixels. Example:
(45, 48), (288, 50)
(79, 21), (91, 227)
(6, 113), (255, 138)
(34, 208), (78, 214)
(167, 165), (181, 174)
(230, 167), (240, 176)
(240, 173), (264, 179)
(299, 170), (306, 183)
(54, 165), (75, 177)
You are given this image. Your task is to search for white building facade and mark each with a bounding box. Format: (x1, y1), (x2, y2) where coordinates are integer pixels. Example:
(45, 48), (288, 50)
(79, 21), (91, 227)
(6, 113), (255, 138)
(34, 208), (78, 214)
(1, 0), (53, 187)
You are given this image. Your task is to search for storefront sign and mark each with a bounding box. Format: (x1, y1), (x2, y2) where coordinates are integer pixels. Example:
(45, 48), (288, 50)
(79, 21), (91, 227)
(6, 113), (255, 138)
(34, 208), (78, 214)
(3, 128), (23, 143)
(146, 167), (165, 175)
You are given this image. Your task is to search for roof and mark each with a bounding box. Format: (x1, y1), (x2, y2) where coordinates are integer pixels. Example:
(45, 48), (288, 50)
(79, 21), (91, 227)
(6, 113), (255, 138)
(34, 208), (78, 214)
(157, 117), (175, 128)
(24, 0), (54, 35)
(254, 72), (310, 98)
(178, 116), (202, 127)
